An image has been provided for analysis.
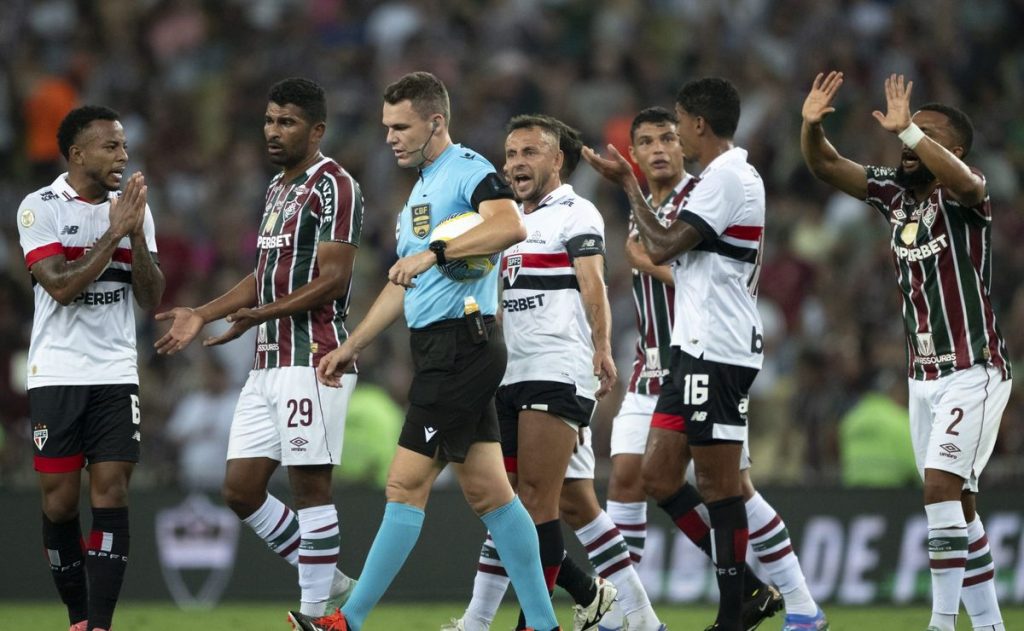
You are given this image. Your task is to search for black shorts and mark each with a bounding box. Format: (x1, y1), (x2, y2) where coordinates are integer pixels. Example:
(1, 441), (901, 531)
(399, 317), (504, 463)
(28, 384), (141, 473)
(496, 380), (596, 462)
(651, 349), (757, 445)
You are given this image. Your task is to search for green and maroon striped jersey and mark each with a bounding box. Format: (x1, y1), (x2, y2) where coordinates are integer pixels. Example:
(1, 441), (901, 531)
(628, 175), (697, 395)
(254, 157), (363, 370)
(864, 165), (1010, 381)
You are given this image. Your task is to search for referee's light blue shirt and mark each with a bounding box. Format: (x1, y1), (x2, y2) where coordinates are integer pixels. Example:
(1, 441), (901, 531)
(396, 144), (500, 328)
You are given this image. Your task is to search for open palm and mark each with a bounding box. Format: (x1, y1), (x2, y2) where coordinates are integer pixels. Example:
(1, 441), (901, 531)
(802, 71), (844, 125)
(872, 73), (913, 133)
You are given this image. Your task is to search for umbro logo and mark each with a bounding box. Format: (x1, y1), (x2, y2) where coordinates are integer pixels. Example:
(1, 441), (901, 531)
(939, 443), (961, 454)
(424, 426), (438, 442)
(290, 437), (309, 447)
(60, 225), (79, 235)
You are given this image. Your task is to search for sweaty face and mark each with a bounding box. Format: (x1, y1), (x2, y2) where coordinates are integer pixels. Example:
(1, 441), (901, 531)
(896, 110), (955, 189)
(504, 126), (562, 206)
(382, 100), (437, 169)
(74, 119), (128, 192)
(630, 121), (684, 187)
(264, 102), (318, 169)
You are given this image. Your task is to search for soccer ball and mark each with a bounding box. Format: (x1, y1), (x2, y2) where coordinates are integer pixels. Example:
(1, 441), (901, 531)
(429, 212), (500, 281)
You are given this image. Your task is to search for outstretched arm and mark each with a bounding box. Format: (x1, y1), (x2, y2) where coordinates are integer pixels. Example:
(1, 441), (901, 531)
(800, 71), (869, 199)
(872, 73), (985, 206)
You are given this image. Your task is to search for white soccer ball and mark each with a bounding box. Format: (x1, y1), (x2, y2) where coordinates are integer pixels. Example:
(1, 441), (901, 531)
(430, 212), (499, 281)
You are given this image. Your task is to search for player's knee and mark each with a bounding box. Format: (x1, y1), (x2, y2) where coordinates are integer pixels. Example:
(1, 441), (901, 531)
(385, 475), (430, 507)
(516, 476), (558, 518)
(221, 483), (261, 518)
(41, 496), (79, 523)
(641, 461), (673, 502)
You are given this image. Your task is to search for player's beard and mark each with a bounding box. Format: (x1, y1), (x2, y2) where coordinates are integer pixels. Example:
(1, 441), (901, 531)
(895, 162), (936, 189)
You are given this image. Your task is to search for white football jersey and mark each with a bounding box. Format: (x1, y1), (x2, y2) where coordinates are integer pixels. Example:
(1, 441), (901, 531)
(670, 148), (764, 369)
(17, 173), (158, 388)
(500, 184), (605, 398)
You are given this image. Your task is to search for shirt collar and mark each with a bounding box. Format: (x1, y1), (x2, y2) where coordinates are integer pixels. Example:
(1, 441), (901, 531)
(698, 147), (748, 178)
(533, 183), (574, 210)
(51, 172), (114, 204)
(419, 143), (459, 178)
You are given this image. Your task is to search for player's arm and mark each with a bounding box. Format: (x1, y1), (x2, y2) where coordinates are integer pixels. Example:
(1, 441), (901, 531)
(241, 242), (355, 322)
(30, 173), (145, 306)
(801, 71), (869, 199)
(871, 73), (985, 206)
(575, 253), (617, 399)
(317, 281), (406, 386)
(201, 242), (357, 348)
(154, 274), (258, 355)
(625, 233), (674, 286)
(129, 206), (164, 311)
(582, 144), (701, 265)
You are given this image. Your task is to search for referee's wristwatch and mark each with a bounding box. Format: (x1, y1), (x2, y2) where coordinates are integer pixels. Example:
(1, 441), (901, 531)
(429, 240), (447, 266)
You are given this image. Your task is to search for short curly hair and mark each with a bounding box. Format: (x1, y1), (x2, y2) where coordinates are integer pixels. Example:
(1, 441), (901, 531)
(268, 77), (326, 123)
(57, 105), (120, 160)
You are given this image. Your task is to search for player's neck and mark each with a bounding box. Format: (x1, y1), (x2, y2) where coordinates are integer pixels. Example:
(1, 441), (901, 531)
(418, 138), (452, 170)
(282, 151), (323, 182)
(694, 138), (734, 172)
(65, 172), (108, 204)
(523, 180), (561, 214)
(648, 176), (683, 207)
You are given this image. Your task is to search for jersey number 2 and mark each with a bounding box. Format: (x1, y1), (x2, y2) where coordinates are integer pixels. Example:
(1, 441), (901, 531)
(946, 407), (963, 436)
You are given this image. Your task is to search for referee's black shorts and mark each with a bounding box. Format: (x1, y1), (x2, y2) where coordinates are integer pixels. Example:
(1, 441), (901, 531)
(399, 316), (504, 463)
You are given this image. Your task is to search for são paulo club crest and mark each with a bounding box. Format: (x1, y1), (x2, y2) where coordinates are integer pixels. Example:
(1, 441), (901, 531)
(156, 493), (240, 608)
(505, 254), (523, 286)
(33, 424), (48, 451)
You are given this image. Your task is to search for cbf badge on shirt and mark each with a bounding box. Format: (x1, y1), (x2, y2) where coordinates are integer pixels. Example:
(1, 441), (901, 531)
(412, 204), (431, 238)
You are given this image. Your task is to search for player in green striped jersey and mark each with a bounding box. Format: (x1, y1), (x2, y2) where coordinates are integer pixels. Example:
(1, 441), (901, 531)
(155, 78), (362, 618)
(802, 71), (1011, 631)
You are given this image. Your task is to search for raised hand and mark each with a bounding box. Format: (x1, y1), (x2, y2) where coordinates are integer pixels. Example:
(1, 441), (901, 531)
(802, 71), (844, 125)
(109, 172), (147, 239)
(154, 306), (204, 355)
(872, 73), (914, 134)
(582, 144), (635, 188)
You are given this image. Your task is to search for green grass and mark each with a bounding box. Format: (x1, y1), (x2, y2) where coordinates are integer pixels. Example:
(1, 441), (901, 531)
(5, 601), (1024, 630)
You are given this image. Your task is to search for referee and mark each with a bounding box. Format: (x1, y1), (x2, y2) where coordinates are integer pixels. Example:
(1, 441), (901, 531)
(304, 72), (559, 631)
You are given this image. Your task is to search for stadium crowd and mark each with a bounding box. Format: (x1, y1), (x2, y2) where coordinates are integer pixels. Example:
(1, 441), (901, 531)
(1, 0), (1022, 488)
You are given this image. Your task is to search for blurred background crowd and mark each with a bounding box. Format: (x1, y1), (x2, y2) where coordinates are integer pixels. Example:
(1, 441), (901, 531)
(1, 0), (1022, 491)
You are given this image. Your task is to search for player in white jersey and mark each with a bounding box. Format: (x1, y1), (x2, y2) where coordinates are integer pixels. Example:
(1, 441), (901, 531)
(445, 116), (662, 631)
(17, 105), (165, 631)
(154, 79), (358, 619)
(586, 79), (826, 631)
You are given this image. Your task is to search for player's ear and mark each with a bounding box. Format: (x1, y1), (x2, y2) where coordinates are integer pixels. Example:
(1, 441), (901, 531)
(311, 121), (326, 143)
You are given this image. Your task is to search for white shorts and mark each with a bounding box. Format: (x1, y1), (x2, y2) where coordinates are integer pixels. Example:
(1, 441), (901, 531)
(227, 367), (356, 467)
(565, 426), (595, 480)
(908, 364), (1010, 492)
(610, 391), (657, 456)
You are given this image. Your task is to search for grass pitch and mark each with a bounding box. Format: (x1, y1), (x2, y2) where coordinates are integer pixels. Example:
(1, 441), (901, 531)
(6, 601), (1024, 629)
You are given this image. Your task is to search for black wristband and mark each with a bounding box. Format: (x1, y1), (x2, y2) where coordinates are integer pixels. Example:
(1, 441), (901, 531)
(429, 240), (447, 265)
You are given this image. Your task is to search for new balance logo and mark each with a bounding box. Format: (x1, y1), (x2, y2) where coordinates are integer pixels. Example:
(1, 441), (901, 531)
(690, 411), (708, 422)
(424, 426), (438, 442)
(60, 225), (79, 235)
